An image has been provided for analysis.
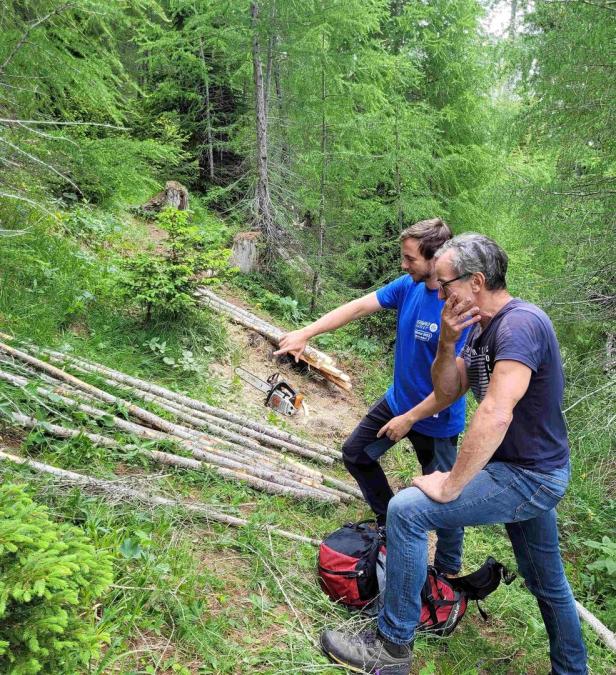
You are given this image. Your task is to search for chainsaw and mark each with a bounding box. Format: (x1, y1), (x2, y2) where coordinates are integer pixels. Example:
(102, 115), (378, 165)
(234, 367), (304, 416)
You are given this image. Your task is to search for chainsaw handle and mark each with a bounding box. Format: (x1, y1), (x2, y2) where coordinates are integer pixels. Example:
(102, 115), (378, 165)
(265, 381), (296, 406)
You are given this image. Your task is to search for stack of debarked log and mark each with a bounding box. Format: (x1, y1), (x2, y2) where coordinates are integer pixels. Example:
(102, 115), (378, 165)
(0, 339), (360, 507)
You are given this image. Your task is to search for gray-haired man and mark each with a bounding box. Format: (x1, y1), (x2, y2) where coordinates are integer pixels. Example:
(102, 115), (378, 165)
(321, 234), (587, 675)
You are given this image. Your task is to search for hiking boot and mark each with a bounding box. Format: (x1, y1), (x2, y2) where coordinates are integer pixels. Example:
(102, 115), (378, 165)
(320, 626), (412, 674)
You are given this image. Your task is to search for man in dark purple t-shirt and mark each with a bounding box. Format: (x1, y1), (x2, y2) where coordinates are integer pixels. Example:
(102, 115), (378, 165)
(321, 234), (587, 675)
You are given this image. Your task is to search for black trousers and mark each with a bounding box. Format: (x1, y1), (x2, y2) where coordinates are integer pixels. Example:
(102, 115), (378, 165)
(342, 396), (459, 527)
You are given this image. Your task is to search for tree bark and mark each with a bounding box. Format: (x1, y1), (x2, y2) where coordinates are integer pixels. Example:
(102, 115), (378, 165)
(311, 33), (327, 315)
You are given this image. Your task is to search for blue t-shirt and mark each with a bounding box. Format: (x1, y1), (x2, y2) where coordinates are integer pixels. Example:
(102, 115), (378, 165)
(462, 298), (570, 470)
(376, 275), (467, 437)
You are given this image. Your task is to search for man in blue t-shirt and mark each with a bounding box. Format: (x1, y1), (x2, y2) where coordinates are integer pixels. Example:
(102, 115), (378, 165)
(321, 234), (587, 675)
(275, 218), (468, 575)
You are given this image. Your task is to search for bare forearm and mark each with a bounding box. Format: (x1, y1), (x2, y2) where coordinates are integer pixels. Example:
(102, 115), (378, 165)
(432, 340), (462, 404)
(405, 392), (449, 424)
(445, 402), (512, 498)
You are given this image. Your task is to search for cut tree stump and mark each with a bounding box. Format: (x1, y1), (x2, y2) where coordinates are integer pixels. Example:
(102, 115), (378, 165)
(140, 180), (189, 213)
(230, 231), (261, 273)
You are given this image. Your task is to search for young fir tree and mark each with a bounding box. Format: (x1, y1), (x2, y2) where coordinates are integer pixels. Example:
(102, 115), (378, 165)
(0, 482), (113, 674)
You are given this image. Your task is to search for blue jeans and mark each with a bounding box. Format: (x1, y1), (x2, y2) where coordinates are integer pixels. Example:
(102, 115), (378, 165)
(342, 396), (464, 573)
(377, 461), (587, 675)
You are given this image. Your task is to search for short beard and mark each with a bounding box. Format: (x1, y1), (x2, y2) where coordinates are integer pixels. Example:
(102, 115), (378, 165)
(410, 269), (430, 283)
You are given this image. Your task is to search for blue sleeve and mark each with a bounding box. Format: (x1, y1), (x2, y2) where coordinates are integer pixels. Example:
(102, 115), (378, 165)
(494, 311), (546, 373)
(376, 275), (412, 310)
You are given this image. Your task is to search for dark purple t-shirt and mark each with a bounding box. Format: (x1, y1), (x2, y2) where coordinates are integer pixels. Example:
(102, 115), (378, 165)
(462, 298), (569, 470)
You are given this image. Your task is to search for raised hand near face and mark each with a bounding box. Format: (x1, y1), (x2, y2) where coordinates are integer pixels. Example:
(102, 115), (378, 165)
(439, 293), (481, 345)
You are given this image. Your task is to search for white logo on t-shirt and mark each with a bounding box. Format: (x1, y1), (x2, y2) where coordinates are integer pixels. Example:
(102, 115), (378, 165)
(415, 319), (438, 342)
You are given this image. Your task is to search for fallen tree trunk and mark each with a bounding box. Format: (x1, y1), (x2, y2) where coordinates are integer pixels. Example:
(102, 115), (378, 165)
(0, 449), (318, 545)
(0, 366), (349, 501)
(0, 342), (355, 499)
(195, 287), (352, 391)
(0, 350), (361, 501)
(575, 601), (616, 654)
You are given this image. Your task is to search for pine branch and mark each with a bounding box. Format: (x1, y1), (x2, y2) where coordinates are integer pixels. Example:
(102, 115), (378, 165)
(0, 3), (75, 78)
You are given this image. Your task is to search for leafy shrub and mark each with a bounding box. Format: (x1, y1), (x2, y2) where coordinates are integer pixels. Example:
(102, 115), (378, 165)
(118, 207), (234, 322)
(143, 336), (207, 376)
(0, 483), (113, 674)
(232, 275), (307, 325)
(581, 536), (616, 624)
(55, 206), (122, 243)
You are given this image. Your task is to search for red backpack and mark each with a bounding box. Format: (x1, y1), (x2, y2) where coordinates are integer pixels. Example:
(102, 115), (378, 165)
(318, 521), (515, 638)
(418, 567), (467, 637)
(317, 521), (384, 609)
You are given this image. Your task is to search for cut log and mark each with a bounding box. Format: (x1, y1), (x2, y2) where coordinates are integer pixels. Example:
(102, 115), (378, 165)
(0, 449), (318, 545)
(575, 601), (616, 653)
(195, 286), (352, 391)
(1, 410), (339, 502)
(0, 363), (353, 501)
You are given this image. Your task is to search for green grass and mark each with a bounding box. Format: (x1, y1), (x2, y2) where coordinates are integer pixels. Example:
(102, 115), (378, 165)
(0, 205), (614, 674)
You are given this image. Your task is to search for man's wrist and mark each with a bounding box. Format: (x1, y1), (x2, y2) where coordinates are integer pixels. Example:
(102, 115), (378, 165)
(300, 326), (315, 341)
(442, 477), (462, 501)
(403, 411), (416, 426)
(437, 337), (457, 353)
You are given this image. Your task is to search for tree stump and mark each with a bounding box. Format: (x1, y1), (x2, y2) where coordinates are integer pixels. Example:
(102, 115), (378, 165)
(230, 231), (261, 273)
(140, 181), (189, 213)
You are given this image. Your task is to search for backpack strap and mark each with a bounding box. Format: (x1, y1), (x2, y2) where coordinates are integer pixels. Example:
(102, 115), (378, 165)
(421, 569), (441, 626)
(450, 556), (517, 600)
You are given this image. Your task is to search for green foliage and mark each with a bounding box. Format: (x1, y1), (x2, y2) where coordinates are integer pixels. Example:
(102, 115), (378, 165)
(0, 483), (113, 674)
(581, 536), (616, 624)
(232, 275), (307, 326)
(56, 205), (123, 242)
(0, 1), (190, 212)
(142, 336), (207, 376)
(118, 208), (234, 321)
(0, 211), (103, 338)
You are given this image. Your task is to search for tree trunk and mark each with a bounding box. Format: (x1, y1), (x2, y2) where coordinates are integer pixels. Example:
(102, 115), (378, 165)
(198, 38), (215, 182)
(395, 113), (404, 231)
(230, 231), (261, 273)
(509, 0), (518, 39)
(251, 2), (276, 253)
(310, 33), (327, 314)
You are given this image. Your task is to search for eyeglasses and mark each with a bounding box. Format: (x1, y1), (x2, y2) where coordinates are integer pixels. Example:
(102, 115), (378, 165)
(438, 273), (471, 291)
